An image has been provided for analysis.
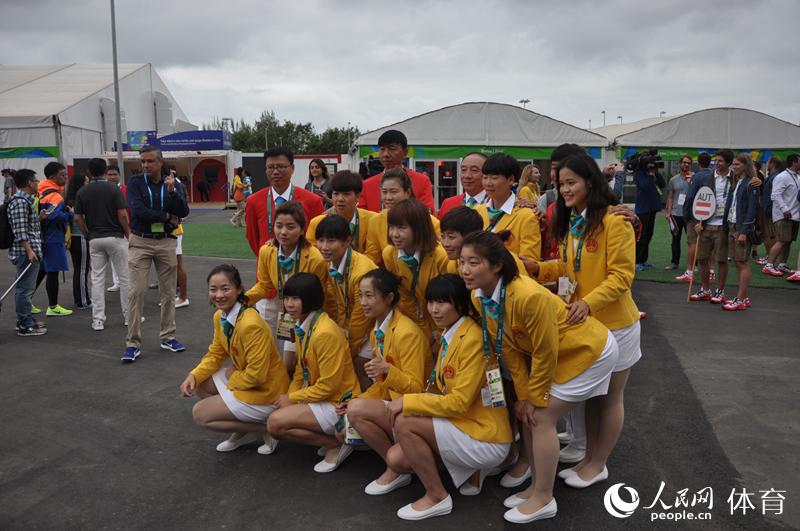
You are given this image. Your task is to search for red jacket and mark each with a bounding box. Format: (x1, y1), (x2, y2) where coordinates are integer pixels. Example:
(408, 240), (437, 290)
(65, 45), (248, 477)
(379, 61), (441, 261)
(244, 185), (324, 256)
(437, 193), (464, 220)
(358, 166), (435, 214)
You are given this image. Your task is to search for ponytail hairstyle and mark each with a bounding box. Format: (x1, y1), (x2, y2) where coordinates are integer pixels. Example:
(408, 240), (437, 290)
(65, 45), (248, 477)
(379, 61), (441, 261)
(553, 152), (619, 242)
(387, 198), (438, 255)
(425, 273), (476, 321)
(274, 201), (308, 249)
(360, 268), (401, 308)
(461, 231), (518, 285)
(207, 264), (249, 306)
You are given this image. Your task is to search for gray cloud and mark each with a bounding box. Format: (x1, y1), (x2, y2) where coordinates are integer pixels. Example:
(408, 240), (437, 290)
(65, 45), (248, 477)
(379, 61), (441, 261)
(1, 0), (798, 133)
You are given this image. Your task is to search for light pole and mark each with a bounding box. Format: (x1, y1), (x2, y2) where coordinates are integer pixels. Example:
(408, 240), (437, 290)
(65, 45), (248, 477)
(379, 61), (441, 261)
(519, 99), (530, 109)
(617, 115), (623, 124)
(347, 121), (351, 152)
(110, 0), (124, 182)
(601, 110), (606, 127)
(589, 119), (592, 129)
(659, 111), (666, 120)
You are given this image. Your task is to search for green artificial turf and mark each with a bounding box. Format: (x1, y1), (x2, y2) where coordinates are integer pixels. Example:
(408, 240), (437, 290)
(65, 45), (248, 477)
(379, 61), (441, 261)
(181, 223), (253, 260)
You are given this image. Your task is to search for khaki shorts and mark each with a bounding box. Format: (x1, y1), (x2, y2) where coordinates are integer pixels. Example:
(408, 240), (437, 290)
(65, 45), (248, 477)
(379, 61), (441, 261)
(762, 213), (776, 240)
(727, 231), (752, 262)
(686, 221), (699, 245)
(774, 219), (799, 243)
(697, 225), (728, 262)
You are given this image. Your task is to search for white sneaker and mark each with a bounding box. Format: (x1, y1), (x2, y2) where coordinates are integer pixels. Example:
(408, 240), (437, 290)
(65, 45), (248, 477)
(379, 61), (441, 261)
(107, 284), (120, 292)
(91, 319), (105, 331)
(175, 298), (190, 309)
(559, 445), (586, 464)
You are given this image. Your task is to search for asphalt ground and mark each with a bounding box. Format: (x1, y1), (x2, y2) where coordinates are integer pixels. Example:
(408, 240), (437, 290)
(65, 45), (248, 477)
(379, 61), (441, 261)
(0, 249), (796, 530)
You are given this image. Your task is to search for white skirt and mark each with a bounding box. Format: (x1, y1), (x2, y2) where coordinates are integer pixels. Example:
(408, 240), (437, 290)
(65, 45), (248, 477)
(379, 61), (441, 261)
(432, 417), (510, 487)
(611, 321), (642, 372)
(309, 401), (339, 435)
(211, 368), (276, 423)
(550, 332), (619, 403)
(175, 234), (183, 256)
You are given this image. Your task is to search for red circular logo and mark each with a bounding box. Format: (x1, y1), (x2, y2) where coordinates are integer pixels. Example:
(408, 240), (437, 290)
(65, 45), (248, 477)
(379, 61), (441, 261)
(443, 365), (455, 379)
(586, 239), (598, 252)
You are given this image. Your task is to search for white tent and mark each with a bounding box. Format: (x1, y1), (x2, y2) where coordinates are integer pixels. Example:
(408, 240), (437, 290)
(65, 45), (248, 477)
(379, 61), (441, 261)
(0, 64), (195, 174)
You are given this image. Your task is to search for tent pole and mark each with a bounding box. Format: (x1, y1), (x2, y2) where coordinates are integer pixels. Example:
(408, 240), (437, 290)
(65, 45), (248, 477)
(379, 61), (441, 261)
(110, 0), (125, 183)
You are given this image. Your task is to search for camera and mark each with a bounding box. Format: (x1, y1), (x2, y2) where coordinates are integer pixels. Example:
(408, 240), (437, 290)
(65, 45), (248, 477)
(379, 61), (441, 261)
(625, 149), (664, 171)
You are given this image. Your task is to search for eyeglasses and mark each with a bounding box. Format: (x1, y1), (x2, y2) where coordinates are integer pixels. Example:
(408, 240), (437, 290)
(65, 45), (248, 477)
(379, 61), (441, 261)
(267, 164), (291, 172)
(680, 161), (691, 165)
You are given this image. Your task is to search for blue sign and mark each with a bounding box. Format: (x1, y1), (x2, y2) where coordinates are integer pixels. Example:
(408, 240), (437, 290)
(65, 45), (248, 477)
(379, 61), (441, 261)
(127, 131), (157, 149)
(157, 130), (232, 151)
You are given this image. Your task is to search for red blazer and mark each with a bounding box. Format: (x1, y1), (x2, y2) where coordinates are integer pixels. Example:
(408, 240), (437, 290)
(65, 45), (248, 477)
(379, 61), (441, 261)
(437, 193), (464, 220)
(245, 185), (324, 256)
(358, 166), (435, 214)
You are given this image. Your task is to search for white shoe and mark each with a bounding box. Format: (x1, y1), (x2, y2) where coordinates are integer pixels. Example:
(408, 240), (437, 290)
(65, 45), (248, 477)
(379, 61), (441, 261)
(365, 474), (412, 495)
(215, 432), (258, 452)
(313, 444), (353, 473)
(500, 466), (531, 488)
(557, 431), (571, 443)
(564, 466), (608, 488)
(503, 493), (529, 508)
(458, 470), (487, 496)
(558, 466), (579, 480)
(175, 298), (190, 309)
(559, 445), (585, 464)
(257, 435), (279, 455)
(107, 284), (120, 292)
(91, 319), (105, 331)
(504, 498), (557, 524)
(396, 495), (453, 521)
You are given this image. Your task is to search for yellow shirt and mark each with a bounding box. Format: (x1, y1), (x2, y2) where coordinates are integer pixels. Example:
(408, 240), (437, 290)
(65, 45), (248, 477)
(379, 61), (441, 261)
(306, 207), (377, 254)
(326, 249), (379, 356)
(403, 317), (513, 444)
(359, 310), (428, 401)
(477, 201), (541, 261)
(288, 311), (361, 404)
(536, 212), (639, 330)
(382, 244), (450, 341)
(365, 209), (441, 266)
(471, 275), (609, 407)
(245, 243), (336, 318)
(190, 306), (289, 405)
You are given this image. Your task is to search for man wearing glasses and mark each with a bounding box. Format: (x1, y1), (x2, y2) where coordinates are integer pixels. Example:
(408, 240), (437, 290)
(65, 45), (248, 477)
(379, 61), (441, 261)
(666, 155), (694, 275)
(244, 146), (323, 256)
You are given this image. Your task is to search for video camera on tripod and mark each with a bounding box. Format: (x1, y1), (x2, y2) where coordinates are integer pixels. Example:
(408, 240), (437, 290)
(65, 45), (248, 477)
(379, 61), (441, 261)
(625, 149), (664, 172)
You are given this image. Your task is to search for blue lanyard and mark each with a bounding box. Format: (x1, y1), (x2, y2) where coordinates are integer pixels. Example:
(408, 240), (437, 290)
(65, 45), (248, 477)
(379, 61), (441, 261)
(298, 311), (322, 383)
(480, 282), (506, 366)
(276, 248), (302, 300)
(562, 235), (585, 273)
(146, 180), (165, 210)
(333, 248), (353, 325)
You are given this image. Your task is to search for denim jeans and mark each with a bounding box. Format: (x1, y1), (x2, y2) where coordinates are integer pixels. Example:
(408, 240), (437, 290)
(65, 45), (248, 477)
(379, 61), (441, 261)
(10, 255), (40, 328)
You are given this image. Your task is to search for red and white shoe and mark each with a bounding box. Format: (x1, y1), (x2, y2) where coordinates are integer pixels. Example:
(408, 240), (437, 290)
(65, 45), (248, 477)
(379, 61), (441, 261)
(689, 288), (712, 302)
(762, 265), (784, 277)
(755, 257), (768, 266)
(742, 297), (752, 308)
(674, 272), (693, 281)
(786, 271), (800, 282)
(722, 298), (748, 311)
(709, 271), (716, 282)
(639, 311), (648, 320)
(710, 289), (727, 305)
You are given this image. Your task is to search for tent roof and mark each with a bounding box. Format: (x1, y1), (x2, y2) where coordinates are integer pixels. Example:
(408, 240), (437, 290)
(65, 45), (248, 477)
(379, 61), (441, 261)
(0, 64), (146, 118)
(612, 108), (800, 149)
(355, 102), (606, 147)
(592, 116), (676, 141)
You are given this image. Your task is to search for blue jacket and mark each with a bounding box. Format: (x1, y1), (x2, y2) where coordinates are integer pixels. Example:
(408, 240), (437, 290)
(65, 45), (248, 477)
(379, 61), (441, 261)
(633, 169), (666, 215)
(127, 174), (190, 234)
(723, 176), (759, 234)
(683, 168), (714, 221)
(40, 200), (73, 245)
(760, 171), (779, 213)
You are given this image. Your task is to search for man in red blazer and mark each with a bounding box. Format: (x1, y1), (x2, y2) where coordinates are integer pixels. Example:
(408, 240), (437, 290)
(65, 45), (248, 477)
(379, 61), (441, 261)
(437, 151), (488, 219)
(245, 146), (324, 256)
(357, 129), (435, 214)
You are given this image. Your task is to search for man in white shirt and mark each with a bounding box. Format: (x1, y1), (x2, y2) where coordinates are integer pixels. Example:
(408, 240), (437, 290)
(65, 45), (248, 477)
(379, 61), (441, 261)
(763, 153), (800, 276)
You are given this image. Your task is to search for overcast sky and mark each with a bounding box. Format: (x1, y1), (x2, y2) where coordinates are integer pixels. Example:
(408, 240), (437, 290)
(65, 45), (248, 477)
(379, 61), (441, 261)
(2, 0), (798, 133)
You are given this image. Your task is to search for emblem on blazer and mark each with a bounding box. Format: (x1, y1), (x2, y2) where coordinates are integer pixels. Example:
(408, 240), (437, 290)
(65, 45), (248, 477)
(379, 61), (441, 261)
(385, 356), (395, 365)
(512, 327), (526, 337)
(443, 365), (455, 378)
(586, 239), (598, 252)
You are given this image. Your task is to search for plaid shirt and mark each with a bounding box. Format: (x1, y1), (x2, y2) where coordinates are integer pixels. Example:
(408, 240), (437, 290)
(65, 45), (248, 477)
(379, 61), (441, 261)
(7, 191), (42, 259)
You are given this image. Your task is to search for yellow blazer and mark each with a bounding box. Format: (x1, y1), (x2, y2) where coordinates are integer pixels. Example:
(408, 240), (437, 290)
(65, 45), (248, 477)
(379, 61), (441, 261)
(446, 252), (530, 278)
(403, 317), (513, 444)
(365, 209), (441, 266)
(359, 310), (428, 401)
(382, 244), (450, 341)
(288, 311), (361, 404)
(477, 202), (541, 261)
(536, 212), (639, 330)
(327, 249), (379, 356)
(190, 307), (289, 405)
(470, 275), (609, 407)
(306, 207), (377, 254)
(517, 183), (540, 202)
(245, 243), (336, 318)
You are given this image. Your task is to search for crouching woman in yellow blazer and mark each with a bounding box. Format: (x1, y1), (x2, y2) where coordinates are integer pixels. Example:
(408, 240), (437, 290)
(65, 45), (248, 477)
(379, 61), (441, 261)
(180, 265), (290, 455)
(336, 269), (428, 495)
(385, 274), (513, 521)
(267, 273), (361, 474)
(460, 231), (619, 524)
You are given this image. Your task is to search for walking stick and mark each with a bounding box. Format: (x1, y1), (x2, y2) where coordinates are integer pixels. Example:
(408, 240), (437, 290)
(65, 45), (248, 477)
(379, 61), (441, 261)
(0, 262), (33, 306)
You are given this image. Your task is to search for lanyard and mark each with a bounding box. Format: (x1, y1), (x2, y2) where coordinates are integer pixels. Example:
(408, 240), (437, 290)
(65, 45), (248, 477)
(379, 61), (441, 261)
(146, 181), (165, 210)
(479, 282), (506, 368)
(406, 251), (425, 319)
(298, 311), (322, 384)
(276, 248), (302, 300)
(267, 186), (294, 231)
(562, 234), (586, 273)
(351, 211), (360, 251)
(427, 336), (450, 391)
(334, 248), (353, 326)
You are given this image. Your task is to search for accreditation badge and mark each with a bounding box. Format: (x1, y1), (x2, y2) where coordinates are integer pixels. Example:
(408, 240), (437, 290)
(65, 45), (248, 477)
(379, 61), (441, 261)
(276, 310), (294, 341)
(557, 276), (578, 303)
(483, 367), (506, 408)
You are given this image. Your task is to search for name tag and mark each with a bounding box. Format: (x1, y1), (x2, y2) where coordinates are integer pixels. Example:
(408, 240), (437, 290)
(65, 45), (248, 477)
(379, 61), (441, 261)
(557, 276), (577, 303)
(344, 415), (366, 445)
(677, 193), (686, 206)
(151, 222), (165, 233)
(276, 310), (294, 341)
(483, 367), (506, 408)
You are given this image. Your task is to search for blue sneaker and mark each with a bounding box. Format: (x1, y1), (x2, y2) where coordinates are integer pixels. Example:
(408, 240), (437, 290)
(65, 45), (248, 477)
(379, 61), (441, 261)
(635, 263), (647, 272)
(121, 346), (141, 363)
(643, 262), (654, 269)
(160, 339), (185, 352)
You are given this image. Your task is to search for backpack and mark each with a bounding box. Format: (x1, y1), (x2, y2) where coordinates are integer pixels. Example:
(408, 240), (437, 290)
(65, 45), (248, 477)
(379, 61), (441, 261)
(0, 196), (27, 249)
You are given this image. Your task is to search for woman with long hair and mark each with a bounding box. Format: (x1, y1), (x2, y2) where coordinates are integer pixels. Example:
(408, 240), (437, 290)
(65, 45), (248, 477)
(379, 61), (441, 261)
(66, 174), (91, 309)
(306, 158), (332, 208)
